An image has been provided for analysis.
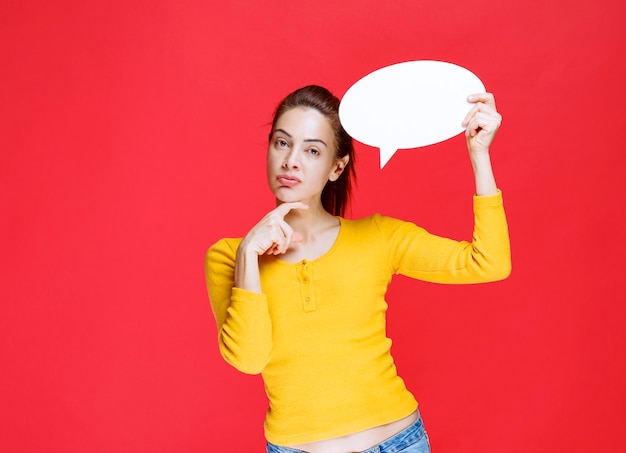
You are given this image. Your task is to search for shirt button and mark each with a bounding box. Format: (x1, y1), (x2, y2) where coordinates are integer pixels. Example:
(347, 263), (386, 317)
(305, 297), (310, 302)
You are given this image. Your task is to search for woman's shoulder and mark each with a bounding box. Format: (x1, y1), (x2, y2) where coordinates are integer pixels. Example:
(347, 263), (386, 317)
(205, 237), (243, 265)
(339, 214), (417, 239)
(341, 213), (410, 229)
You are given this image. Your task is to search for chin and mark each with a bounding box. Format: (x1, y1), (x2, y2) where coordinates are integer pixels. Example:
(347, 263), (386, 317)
(275, 195), (302, 204)
(272, 188), (298, 203)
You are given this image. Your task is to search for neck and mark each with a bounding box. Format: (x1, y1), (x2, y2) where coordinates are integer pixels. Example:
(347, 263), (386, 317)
(280, 200), (337, 240)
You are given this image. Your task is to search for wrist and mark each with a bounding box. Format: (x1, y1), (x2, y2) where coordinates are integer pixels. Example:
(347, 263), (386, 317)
(236, 242), (258, 262)
(234, 245), (262, 293)
(469, 148), (491, 163)
(470, 152), (497, 196)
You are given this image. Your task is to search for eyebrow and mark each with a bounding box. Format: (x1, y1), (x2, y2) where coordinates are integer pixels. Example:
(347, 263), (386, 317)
(274, 128), (328, 148)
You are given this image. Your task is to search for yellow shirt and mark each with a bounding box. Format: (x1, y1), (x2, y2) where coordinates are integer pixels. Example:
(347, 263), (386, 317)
(205, 191), (510, 445)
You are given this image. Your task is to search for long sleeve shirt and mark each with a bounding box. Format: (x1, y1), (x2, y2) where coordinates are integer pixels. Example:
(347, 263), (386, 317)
(205, 191), (511, 445)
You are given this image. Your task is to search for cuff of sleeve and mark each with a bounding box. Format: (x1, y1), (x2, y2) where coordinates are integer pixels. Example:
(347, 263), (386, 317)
(232, 287), (268, 304)
(473, 189), (503, 207)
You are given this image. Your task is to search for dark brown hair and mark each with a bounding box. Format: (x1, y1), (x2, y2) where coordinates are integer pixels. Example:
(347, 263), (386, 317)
(269, 85), (356, 217)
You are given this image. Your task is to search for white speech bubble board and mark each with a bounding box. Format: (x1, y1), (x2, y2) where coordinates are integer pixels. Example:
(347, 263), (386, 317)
(339, 60), (486, 168)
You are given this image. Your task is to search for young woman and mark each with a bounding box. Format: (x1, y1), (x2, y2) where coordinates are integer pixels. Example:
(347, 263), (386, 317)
(205, 85), (511, 453)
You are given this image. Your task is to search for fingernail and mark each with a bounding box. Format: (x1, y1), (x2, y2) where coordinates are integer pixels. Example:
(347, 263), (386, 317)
(467, 95), (475, 101)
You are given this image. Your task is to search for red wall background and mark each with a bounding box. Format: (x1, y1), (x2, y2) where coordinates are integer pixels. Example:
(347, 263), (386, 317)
(2, 0), (625, 451)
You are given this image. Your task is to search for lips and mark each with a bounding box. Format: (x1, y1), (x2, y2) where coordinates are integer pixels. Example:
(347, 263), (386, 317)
(276, 174), (301, 187)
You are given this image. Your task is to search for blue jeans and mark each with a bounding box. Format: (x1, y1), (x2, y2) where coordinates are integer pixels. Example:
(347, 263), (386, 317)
(266, 413), (431, 453)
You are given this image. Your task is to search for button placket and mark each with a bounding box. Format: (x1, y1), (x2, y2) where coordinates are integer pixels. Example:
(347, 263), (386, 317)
(298, 260), (316, 312)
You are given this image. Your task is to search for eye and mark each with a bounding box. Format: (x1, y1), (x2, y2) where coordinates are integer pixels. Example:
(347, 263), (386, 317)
(307, 148), (320, 156)
(276, 139), (289, 148)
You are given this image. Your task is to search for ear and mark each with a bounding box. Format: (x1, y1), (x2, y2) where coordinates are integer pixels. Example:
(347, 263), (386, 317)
(328, 155), (350, 182)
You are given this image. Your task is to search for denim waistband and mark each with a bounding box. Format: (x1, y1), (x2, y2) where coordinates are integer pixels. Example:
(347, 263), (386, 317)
(266, 412), (430, 453)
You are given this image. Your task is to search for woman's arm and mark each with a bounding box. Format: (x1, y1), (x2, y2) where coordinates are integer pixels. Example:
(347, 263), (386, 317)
(378, 93), (510, 283)
(378, 194), (510, 285)
(463, 92), (502, 197)
(204, 202), (307, 374)
(205, 240), (272, 374)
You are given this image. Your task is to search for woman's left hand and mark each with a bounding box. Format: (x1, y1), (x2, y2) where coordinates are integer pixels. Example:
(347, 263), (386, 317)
(462, 92), (502, 156)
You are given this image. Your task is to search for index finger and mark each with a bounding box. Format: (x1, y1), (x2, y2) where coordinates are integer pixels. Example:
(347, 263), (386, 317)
(467, 92), (496, 109)
(274, 202), (309, 218)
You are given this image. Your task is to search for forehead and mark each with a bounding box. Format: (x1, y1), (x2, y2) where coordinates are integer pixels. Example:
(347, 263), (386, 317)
(274, 107), (334, 141)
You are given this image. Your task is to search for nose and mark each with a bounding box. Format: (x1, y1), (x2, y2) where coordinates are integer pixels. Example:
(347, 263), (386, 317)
(283, 147), (300, 169)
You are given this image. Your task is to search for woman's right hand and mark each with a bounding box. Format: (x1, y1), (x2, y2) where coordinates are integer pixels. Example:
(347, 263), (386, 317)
(235, 202), (308, 293)
(239, 202), (309, 257)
